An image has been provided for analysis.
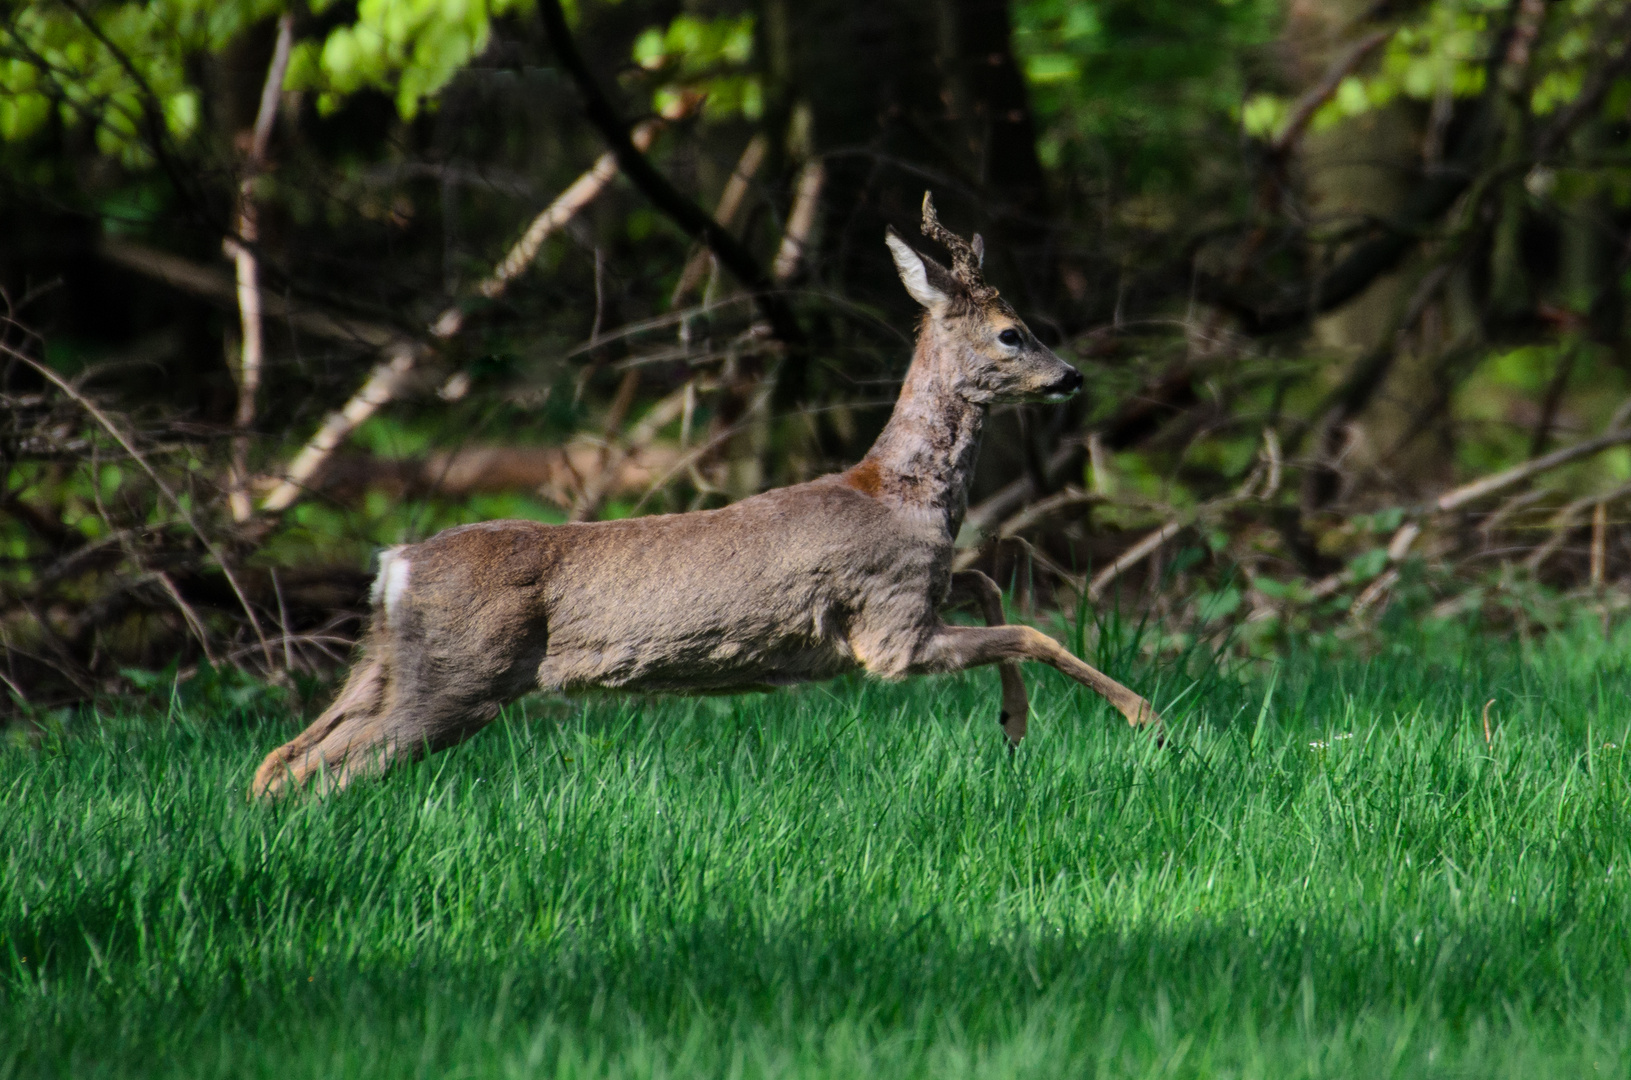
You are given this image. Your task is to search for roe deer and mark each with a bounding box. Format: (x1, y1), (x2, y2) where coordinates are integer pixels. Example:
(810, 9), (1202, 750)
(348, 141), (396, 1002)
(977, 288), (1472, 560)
(251, 193), (1161, 797)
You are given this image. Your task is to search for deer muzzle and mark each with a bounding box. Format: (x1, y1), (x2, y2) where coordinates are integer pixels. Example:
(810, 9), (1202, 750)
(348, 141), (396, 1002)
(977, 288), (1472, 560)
(1041, 367), (1084, 402)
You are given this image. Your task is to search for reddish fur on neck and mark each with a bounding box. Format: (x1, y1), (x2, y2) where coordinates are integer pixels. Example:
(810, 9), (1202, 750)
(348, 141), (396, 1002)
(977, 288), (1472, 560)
(841, 458), (884, 496)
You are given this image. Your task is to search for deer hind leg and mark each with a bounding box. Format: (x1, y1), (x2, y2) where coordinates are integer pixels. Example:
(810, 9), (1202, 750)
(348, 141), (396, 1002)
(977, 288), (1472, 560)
(296, 692), (501, 794)
(250, 653), (391, 798)
(910, 623), (1161, 732)
(250, 648), (504, 798)
(946, 571), (1030, 745)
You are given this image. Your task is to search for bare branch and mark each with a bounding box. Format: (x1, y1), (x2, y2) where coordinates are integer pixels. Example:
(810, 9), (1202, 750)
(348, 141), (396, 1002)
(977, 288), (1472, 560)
(1088, 521), (1185, 602)
(1525, 480), (1631, 572)
(260, 343), (422, 513)
(772, 158), (825, 283)
(225, 13), (294, 523)
(249, 15), (293, 166)
(476, 120), (663, 306)
(1270, 28), (1394, 156)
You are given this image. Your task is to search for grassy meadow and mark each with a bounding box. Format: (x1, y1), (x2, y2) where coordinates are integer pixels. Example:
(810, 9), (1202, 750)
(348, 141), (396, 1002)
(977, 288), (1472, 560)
(5, 618), (1631, 1078)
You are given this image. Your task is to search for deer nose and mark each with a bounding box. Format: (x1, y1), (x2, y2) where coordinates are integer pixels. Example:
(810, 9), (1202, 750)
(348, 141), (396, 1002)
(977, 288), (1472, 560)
(1043, 367), (1083, 399)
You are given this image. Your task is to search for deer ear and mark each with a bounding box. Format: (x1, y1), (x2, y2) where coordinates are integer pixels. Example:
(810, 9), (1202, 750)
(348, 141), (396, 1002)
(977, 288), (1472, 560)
(886, 230), (950, 311)
(971, 233), (985, 268)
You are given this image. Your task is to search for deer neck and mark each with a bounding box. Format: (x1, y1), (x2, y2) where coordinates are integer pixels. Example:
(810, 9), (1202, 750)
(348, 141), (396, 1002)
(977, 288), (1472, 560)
(846, 324), (985, 537)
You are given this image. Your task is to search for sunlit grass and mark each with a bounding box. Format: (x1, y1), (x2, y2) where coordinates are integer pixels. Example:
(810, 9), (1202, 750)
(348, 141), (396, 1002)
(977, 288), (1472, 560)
(5, 621), (1631, 1078)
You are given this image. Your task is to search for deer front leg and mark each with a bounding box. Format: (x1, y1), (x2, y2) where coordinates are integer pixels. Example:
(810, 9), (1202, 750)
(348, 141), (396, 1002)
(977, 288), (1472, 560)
(945, 571), (1030, 745)
(910, 624), (1161, 731)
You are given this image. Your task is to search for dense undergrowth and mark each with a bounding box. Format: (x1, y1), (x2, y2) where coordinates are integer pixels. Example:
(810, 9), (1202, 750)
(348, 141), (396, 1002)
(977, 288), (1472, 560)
(5, 619), (1631, 1078)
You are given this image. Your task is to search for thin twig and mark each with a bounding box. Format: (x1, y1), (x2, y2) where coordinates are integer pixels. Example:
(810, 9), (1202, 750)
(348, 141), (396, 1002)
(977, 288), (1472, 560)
(574, 379), (707, 519)
(272, 567), (295, 672)
(1591, 501), (1608, 587)
(1525, 479), (1631, 572)
(1384, 419), (1631, 570)
(1349, 567), (1399, 620)
(2, 341), (272, 666)
(1477, 487), (1550, 544)
(627, 385), (765, 516)
(100, 239), (399, 347)
(154, 571), (220, 666)
(261, 341), (423, 512)
(477, 120), (662, 305)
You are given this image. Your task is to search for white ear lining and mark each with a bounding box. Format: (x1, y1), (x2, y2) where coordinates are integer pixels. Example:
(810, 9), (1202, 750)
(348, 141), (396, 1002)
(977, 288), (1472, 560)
(885, 233), (950, 311)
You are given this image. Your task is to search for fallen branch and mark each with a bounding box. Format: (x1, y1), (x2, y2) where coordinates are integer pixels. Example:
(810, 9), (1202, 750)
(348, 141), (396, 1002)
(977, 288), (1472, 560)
(1378, 416), (1631, 565)
(313, 441), (682, 504)
(476, 120), (662, 307)
(1436, 424), (1631, 512)
(962, 363), (1200, 536)
(1349, 567), (1399, 620)
(1081, 429), (1281, 600)
(1477, 487), (1550, 543)
(261, 342), (421, 513)
(571, 380), (699, 520)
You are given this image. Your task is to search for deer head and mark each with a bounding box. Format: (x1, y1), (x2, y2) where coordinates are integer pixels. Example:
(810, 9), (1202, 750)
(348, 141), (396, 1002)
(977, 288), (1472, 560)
(884, 193), (1083, 405)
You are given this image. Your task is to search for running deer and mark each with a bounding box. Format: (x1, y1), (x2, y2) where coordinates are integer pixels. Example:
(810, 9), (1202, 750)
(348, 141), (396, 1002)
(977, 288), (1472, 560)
(251, 194), (1161, 797)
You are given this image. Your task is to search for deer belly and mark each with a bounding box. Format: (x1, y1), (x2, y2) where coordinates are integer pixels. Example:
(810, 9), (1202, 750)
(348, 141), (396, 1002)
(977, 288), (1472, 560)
(537, 598), (859, 694)
(539, 637), (857, 694)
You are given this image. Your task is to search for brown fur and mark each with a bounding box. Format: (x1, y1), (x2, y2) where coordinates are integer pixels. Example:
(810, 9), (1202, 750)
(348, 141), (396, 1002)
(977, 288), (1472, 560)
(250, 196), (1161, 798)
(841, 459), (884, 496)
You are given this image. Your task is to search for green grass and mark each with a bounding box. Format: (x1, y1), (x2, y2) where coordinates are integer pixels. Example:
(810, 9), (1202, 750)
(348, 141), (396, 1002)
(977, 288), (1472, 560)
(6, 620), (1631, 1078)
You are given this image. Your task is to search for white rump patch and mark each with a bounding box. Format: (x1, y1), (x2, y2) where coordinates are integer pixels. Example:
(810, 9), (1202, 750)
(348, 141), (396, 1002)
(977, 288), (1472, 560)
(370, 547), (411, 624)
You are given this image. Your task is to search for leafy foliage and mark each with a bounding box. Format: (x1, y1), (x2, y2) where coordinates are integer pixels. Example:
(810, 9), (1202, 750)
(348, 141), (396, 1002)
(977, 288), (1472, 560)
(631, 13), (762, 122)
(291, 0), (537, 119)
(1013, 0), (1280, 182)
(0, 0), (283, 162)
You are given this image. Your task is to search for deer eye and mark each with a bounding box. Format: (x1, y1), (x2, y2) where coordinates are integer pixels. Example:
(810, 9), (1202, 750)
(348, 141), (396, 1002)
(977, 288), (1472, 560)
(997, 328), (1022, 348)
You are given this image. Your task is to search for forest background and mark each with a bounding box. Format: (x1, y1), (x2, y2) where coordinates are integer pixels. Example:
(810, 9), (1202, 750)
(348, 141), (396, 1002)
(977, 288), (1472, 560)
(5, 0), (1631, 710)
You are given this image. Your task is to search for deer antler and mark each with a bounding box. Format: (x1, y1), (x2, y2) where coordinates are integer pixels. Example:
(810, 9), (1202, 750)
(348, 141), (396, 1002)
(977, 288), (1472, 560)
(920, 192), (994, 300)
